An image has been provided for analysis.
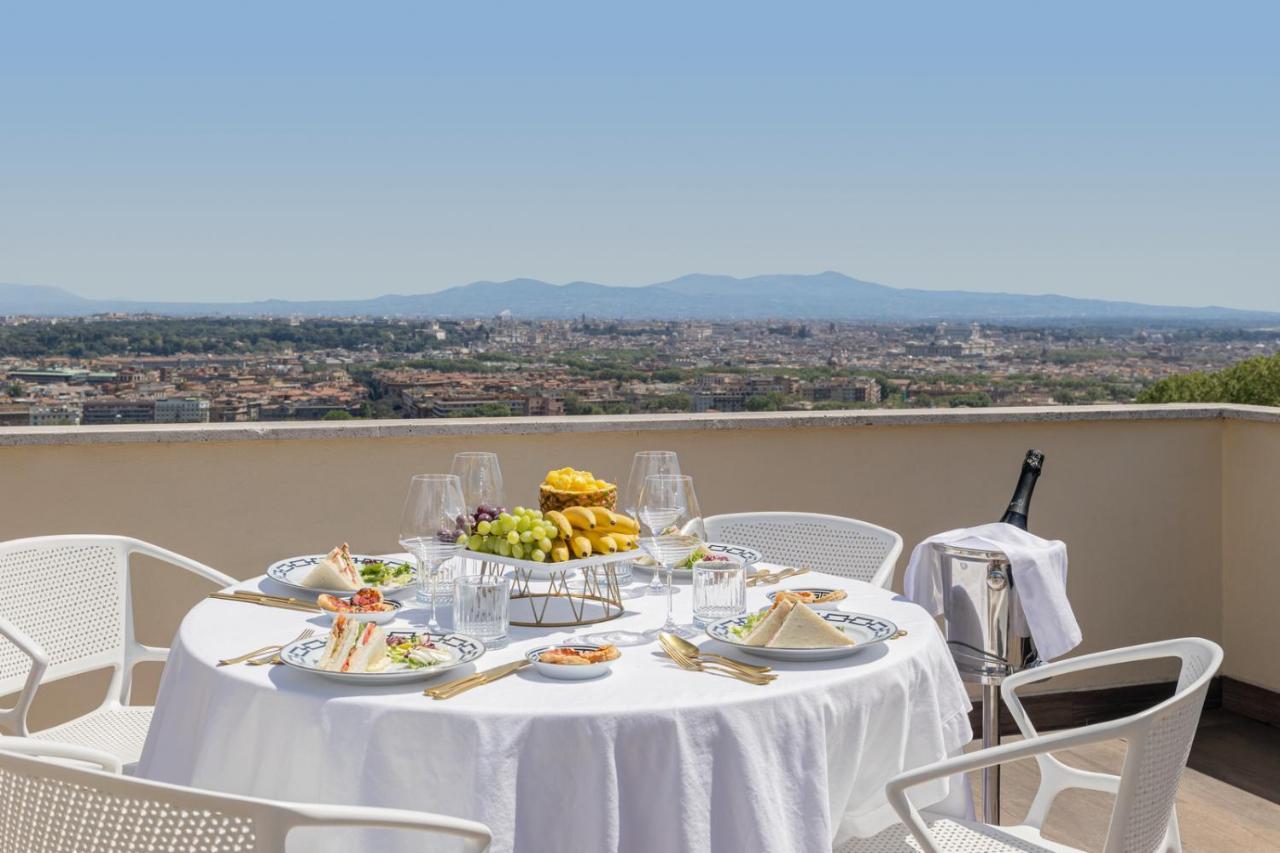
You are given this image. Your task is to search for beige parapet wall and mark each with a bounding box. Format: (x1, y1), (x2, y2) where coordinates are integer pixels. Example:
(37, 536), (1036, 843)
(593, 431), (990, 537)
(0, 404), (1275, 730)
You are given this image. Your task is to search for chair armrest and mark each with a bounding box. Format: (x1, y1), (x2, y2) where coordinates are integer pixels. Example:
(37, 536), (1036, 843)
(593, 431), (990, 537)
(885, 720), (1132, 853)
(285, 803), (492, 853)
(0, 736), (123, 774)
(127, 540), (236, 588)
(0, 616), (50, 736)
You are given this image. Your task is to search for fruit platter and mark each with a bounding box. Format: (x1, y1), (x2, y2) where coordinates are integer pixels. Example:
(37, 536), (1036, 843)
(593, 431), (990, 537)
(459, 467), (640, 627)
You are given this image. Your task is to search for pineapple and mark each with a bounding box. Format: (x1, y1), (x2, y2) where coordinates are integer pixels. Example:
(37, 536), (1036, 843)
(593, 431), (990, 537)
(539, 467), (618, 513)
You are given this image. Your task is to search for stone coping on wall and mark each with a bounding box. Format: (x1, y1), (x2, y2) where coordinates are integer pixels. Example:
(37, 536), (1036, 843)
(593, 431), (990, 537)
(1, 403), (1276, 447)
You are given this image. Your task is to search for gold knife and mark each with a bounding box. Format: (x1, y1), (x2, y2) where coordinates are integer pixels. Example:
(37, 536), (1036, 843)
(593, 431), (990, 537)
(207, 593), (319, 613)
(230, 590), (322, 611)
(426, 660), (531, 699)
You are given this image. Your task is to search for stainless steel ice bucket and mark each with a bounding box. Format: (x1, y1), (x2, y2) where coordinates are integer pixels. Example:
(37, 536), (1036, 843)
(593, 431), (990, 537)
(933, 543), (1039, 684)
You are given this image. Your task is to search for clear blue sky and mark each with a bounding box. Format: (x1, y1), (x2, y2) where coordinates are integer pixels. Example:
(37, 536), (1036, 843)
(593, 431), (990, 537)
(2, 1), (1276, 309)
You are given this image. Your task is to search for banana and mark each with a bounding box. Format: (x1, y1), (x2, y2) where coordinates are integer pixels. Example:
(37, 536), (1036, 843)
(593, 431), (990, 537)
(570, 535), (593, 559)
(545, 510), (574, 540)
(551, 543), (571, 563)
(605, 512), (639, 534)
(563, 507), (597, 530)
(584, 530), (618, 553)
(604, 532), (635, 551)
(587, 507), (613, 527)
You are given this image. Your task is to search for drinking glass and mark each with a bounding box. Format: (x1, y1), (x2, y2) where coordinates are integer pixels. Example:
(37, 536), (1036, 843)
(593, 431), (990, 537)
(454, 574), (512, 647)
(692, 557), (746, 627)
(637, 474), (705, 639)
(398, 474), (468, 633)
(622, 451), (681, 595)
(451, 452), (507, 577)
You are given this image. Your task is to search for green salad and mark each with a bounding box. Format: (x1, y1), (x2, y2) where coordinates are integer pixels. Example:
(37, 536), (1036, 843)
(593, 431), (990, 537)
(732, 609), (768, 639)
(359, 560), (413, 588)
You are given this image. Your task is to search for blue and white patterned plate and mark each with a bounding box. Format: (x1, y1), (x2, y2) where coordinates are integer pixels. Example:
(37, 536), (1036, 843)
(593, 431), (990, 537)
(765, 588), (847, 611)
(630, 542), (764, 585)
(706, 610), (898, 661)
(526, 643), (616, 681)
(266, 554), (417, 599)
(280, 631), (484, 684)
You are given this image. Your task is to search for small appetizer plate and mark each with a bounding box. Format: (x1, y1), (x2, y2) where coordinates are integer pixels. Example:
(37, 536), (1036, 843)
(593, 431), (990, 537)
(318, 599), (403, 626)
(706, 611), (898, 662)
(629, 543), (763, 585)
(280, 632), (484, 685)
(765, 588), (846, 611)
(266, 554), (417, 599)
(525, 643), (617, 680)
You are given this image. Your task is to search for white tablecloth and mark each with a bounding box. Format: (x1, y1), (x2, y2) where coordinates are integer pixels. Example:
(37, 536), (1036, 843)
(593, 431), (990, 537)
(138, 566), (972, 853)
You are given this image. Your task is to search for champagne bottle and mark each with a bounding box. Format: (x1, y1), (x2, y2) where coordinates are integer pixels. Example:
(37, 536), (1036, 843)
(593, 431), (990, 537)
(998, 450), (1045, 531)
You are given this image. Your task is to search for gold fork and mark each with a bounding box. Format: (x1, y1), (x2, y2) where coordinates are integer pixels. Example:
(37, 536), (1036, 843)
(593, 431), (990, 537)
(245, 627), (317, 666)
(659, 634), (775, 685)
(218, 628), (314, 667)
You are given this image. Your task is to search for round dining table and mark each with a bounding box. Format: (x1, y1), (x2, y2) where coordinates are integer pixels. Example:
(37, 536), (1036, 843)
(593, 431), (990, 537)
(137, 561), (973, 853)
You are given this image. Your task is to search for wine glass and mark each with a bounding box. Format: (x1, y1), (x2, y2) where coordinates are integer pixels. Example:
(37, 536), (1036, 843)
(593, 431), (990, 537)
(451, 452), (507, 578)
(622, 451), (681, 595)
(637, 474), (705, 639)
(450, 452), (506, 519)
(398, 474), (469, 633)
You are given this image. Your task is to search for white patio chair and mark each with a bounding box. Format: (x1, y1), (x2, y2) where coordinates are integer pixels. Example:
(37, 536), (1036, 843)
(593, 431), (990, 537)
(0, 535), (235, 769)
(836, 637), (1222, 853)
(0, 737), (493, 852)
(704, 512), (903, 589)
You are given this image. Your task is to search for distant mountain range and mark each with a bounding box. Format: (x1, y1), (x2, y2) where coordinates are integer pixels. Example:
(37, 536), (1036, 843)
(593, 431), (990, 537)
(2, 273), (1276, 323)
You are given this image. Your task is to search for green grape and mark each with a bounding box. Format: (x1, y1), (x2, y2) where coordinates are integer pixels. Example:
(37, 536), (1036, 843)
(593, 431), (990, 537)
(531, 510), (544, 519)
(500, 517), (516, 534)
(537, 537), (553, 552)
(506, 530), (520, 545)
(498, 511), (513, 524)
(513, 506), (526, 516)
(467, 534), (484, 551)
(455, 533), (467, 545)
(511, 542), (524, 560)
(476, 520), (491, 535)
(516, 517), (532, 533)
(531, 548), (546, 562)
(495, 539), (512, 557)
(519, 530), (534, 543)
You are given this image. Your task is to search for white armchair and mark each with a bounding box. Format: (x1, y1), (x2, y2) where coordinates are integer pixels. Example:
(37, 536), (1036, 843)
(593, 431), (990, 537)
(705, 511), (903, 588)
(0, 737), (493, 852)
(837, 638), (1222, 852)
(0, 535), (235, 768)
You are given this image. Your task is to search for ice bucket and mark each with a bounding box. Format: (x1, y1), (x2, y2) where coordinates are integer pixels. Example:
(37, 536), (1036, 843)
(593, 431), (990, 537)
(934, 544), (1039, 684)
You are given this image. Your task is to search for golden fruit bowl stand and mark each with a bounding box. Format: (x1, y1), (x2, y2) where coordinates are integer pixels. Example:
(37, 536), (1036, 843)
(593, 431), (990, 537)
(463, 550), (634, 628)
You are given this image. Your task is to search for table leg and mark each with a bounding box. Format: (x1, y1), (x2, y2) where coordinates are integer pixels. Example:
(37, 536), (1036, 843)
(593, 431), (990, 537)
(982, 681), (1001, 825)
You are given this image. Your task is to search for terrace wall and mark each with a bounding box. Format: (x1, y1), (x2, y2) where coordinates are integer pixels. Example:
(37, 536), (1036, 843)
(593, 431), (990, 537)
(0, 404), (1274, 730)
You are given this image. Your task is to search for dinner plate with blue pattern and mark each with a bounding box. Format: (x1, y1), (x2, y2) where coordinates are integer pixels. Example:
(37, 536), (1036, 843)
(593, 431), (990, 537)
(630, 542), (764, 585)
(280, 630), (485, 684)
(266, 553), (418, 599)
(705, 610), (898, 661)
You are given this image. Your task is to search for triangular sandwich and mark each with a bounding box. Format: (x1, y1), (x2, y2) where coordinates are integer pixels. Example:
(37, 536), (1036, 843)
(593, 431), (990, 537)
(742, 599), (795, 646)
(765, 603), (855, 649)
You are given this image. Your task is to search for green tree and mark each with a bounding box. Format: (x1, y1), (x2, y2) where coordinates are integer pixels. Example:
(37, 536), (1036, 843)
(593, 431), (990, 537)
(322, 410), (354, 420)
(1138, 353), (1280, 406)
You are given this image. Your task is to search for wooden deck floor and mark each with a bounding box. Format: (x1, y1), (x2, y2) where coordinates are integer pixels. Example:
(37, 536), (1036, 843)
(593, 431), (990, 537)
(968, 711), (1280, 852)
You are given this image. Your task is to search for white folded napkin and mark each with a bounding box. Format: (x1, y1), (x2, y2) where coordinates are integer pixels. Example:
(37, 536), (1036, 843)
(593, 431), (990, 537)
(903, 522), (1081, 661)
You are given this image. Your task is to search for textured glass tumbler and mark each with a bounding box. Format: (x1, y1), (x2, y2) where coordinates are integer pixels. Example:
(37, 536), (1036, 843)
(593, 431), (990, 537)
(692, 559), (746, 627)
(453, 574), (511, 646)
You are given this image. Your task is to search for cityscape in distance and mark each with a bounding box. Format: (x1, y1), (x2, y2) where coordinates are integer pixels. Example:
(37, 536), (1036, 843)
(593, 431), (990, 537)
(2, 273), (1277, 427)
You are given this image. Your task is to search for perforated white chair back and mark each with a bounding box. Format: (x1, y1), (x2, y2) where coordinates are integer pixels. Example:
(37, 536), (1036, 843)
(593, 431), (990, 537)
(0, 738), (492, 852)
(0, 537), (132, 698)
(1103, 639), (1221, 853)
(704, 512), (903, 588)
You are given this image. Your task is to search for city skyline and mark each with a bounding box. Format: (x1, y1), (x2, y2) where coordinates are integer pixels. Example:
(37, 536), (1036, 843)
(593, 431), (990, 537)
(2, 2), (1278, 309)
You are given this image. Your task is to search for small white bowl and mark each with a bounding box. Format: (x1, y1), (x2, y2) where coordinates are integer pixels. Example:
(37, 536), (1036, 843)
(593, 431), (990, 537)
(765, 588), (846, 611)
(320, 599), (403, 625)
(526, 644), (616, 680)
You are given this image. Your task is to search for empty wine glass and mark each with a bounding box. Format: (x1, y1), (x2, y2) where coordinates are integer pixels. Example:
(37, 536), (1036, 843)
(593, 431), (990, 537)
(622, 451), (681, 595)
(398, 474), (469, 633)
(637, 474), (705, 639)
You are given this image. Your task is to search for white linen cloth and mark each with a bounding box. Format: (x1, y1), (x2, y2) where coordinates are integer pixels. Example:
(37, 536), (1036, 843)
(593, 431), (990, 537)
(138, 566), (972, 853)
(903, 522), (1081, 661)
